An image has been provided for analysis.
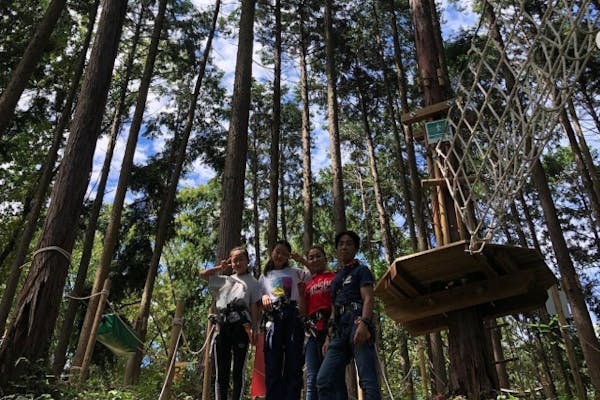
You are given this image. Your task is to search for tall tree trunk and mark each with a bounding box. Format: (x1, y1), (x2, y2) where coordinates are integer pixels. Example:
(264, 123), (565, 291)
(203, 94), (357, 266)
(0, 0), (127, 383)
(388, 5), (422, 396)
(559, 107), (600, 229)
(411, 0), (489, 394)
(215, 0), (256, 260)
(279, 145), (288, 241)
(517, 189), (542, 251)
(123, 0), (220, 383)
(0, 0), (68, 138)
(250, 131), (262, 275)
(355, 168), (375, 264)
(356, 73), (395, 264)
(217, 0), (256, 259)
(71, 0), (168, 375)
(578, 74), (600, 135)
(324, 0), (346, 233)
(567, 100), (600, 211)
(518, 190), (576, 398)
(539, 307), (575, 398)
(298, 5), (313, 254)
(52, 1), (144, 375)
(487, 320), (510, 389)
(0, 0), (100, 337)
(205, 2), (256, 398)
(267, 0), (282, 252)
(530, 317), (558, 399)
(389, 0), (428, 252)
(518, 191), (575, 398)
(371, 1), (416, 251)
(531, 158), (600, 398)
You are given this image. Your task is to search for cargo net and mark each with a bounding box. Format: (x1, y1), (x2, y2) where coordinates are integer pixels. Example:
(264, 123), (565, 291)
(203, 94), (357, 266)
(434, 0), (599, 251)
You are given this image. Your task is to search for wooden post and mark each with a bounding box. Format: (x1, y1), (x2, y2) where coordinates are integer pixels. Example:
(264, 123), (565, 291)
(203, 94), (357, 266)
(409, 0), (498, 395)
(488, 319), (510, 389)
(76, 278), (110, 385)
(550, 285), (587, 400)
(159, 300), (185, 400)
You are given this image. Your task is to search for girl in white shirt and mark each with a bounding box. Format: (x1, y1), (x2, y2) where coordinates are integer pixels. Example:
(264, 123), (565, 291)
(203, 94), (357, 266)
(259, 240), (309, 400)
(201, 247), (261, 400)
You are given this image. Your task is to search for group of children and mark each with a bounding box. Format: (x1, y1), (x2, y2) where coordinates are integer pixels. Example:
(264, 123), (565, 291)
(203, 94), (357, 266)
(200, 231), (382, 400)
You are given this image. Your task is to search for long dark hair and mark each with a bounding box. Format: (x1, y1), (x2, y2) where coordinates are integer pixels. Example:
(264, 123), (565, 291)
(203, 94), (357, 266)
(263, 239), (292, 276)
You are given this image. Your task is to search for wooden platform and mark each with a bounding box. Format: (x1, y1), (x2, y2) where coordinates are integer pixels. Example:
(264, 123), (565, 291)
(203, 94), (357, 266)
(374, 241), (556, 335)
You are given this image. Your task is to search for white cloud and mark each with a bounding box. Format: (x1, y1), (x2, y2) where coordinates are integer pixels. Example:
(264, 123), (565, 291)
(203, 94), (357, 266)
(438, 0), (479, 38)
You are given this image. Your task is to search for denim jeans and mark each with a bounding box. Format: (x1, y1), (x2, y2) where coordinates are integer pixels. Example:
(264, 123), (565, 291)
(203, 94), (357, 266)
(264, 304), (304, 400)
(306, 332), (331, 400)
(316, 318), (381, 400)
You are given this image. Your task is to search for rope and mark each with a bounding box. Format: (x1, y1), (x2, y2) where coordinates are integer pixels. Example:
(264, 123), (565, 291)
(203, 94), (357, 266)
(65, 290), (109, 301)
(19, 246), (72, 269)
(158, 328), (182, 400)
(106, 301), (145, 347)
(180, 324), (215, 356)
(32, 246), (71, 261)
(374, 347), (396, 400)
(433, 0), (599, 244)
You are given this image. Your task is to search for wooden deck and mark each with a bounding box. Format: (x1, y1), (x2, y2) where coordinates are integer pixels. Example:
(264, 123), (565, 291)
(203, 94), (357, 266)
(374, 241), (556, 335)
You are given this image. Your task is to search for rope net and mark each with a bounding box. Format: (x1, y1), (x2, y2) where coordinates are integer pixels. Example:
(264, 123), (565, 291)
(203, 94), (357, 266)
(434, 0), (599, 250)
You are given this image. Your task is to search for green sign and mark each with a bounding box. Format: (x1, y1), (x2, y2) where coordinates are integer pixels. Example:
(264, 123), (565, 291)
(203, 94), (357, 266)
(425, 119), (452, 144)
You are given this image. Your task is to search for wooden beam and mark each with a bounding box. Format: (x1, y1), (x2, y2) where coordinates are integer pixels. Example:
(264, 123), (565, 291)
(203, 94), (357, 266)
(401, 99), (454, 125)
(386, 269), (536, 321)
(421, 178), (447, 188)
(389, 262), (424, 297)
(473, 252), (500, 278)
(412, 128), (425, 141)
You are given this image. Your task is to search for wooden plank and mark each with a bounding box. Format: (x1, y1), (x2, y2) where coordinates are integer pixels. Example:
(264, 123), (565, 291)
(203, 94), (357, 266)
(401, 99), (454, 125)
(389, 262), (424, 297)
(387, 269), (537, 321)
(473, 252), (500, 278)
(490, 248), (519, 273)
(374, 278), (408, 302)
(421, 178), (447, 188)
(399, 243), (481, 285)
(400, 314), (448, 336)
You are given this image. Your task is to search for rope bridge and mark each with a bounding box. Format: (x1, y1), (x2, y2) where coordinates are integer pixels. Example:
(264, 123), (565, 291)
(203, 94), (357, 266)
(434, 0), (599, 250)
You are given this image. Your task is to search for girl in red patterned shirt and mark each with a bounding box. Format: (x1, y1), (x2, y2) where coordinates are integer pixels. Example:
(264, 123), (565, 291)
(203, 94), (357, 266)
(295, 246), (345, 400)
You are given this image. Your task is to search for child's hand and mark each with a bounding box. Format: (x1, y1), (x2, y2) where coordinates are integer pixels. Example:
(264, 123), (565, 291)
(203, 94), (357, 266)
(352, 318), (371, 345)
(290, 252), (303, 263)
(262, 294), (273, 311)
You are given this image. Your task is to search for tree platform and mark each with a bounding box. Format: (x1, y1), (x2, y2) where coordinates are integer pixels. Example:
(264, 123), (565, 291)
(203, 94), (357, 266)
(374, 240), (556, 335)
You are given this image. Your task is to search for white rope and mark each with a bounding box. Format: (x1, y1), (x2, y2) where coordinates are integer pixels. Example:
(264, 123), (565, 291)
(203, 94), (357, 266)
(180, 324), (215, 356)
(106, 301), (145, 347)
(374, 346), (396, 400)
(19, 246), (72, 269)
(65, 290), (109, 301)
(433, 0), (599, 245)
(158, 328), (182, 400)
(32, 246), (71, 261)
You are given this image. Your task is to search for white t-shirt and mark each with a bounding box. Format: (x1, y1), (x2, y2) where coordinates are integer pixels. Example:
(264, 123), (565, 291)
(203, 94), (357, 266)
(208, 272), (262, 311)
(259, 266), (310, 303)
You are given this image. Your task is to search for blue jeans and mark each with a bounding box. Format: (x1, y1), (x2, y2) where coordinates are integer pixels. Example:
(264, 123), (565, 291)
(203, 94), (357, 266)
(264, 305), (304, 400)
(317, 318), (381, 400)
(304, 332), (327, 400)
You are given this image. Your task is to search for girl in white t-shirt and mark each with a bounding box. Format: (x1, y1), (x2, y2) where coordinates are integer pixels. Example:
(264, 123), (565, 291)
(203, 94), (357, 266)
(200, 247), (261, 400)
(259, 240), (309, 400)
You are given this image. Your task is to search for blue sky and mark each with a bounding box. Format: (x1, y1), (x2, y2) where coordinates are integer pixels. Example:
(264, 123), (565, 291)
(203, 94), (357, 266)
(87, 0), (478, 204)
